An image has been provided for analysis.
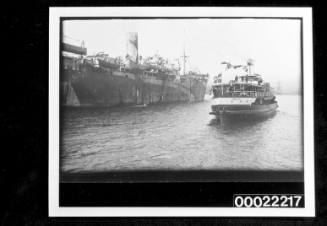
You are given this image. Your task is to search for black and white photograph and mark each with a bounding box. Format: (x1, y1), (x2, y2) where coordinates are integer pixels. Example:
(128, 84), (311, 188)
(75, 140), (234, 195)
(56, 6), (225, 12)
(49, 7), (314, 217)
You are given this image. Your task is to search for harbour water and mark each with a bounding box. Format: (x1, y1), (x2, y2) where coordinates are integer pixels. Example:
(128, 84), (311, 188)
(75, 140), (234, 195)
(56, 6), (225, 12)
(60, 95), (303, 173)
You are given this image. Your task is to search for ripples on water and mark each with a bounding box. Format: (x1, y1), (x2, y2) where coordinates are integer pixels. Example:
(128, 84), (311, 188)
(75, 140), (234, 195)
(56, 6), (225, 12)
(60, 95), (303, 172)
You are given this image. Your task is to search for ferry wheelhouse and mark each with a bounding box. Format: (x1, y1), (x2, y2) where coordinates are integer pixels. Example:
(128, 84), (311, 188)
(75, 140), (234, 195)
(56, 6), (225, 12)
(210, 68), (278, 118)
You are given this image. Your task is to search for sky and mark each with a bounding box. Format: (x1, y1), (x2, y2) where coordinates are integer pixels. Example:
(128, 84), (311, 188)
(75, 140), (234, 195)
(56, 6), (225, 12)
(63, 19), (301, 93)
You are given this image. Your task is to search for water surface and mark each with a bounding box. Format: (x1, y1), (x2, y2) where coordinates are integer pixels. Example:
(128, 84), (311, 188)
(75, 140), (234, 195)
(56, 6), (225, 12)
(60, 95), (303, 172)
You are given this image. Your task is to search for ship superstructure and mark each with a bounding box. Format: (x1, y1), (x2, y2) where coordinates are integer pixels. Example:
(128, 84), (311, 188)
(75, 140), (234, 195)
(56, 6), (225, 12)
(61, 33), (208, 107)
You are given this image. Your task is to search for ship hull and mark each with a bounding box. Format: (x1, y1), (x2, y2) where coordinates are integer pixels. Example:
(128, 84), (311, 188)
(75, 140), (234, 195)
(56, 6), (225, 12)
(61, 65), (207, 107)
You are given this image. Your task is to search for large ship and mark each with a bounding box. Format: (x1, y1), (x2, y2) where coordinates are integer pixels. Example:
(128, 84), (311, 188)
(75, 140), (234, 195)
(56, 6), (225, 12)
(61, 33), (208, 107)
(210, 60), (278, 119)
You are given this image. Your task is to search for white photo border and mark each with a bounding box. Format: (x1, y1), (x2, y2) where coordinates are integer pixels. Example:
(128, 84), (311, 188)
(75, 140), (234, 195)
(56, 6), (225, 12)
(49, 7), (314, 217)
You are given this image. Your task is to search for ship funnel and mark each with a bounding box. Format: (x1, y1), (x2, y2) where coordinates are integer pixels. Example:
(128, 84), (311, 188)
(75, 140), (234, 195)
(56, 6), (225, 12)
(126, 32), (138, 68)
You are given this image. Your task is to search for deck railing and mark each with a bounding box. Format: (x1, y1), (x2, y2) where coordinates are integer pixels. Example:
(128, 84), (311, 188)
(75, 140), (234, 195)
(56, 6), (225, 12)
(215, 91), (271, 97)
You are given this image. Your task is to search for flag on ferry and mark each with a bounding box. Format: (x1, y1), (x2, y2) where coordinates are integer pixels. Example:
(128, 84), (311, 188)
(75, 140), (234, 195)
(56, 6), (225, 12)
(221, 61), (232, 70)
(214, 73), (222, 83)
(233, 65), (243, 69)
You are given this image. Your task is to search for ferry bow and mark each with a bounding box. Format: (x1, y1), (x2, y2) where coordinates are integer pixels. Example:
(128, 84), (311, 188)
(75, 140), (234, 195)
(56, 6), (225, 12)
(210, 60), (278, 119)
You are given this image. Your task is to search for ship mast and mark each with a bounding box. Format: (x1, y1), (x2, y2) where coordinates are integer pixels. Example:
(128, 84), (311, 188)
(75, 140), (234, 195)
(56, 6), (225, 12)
(247, 58), (254, 76)
(182, 44), (189, 76)
(181, 29), (189, 76)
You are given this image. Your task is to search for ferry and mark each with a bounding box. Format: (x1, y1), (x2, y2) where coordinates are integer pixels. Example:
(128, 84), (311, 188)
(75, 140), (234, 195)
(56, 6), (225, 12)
(210, 61), (278, 119)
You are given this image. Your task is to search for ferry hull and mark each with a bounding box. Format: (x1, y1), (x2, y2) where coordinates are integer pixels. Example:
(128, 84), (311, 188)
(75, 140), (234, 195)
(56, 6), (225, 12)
(210, 102), (278, 119)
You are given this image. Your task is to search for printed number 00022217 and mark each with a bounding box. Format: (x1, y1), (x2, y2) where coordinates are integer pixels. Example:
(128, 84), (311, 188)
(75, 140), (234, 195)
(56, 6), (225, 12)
(233, 195), (304, 208)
